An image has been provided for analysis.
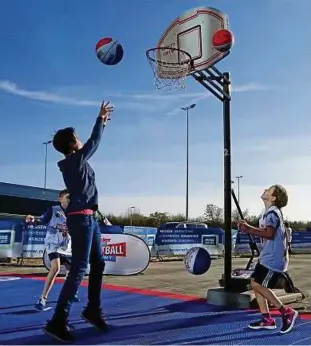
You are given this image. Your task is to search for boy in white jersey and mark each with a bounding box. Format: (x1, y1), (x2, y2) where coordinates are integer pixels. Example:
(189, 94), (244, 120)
(284, 221), (293, 255)
(238, 185), (298, 334)
(25, 189), (79, 310)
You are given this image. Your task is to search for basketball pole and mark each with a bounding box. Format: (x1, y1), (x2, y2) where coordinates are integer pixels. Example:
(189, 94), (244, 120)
(192, 66), (232, 291)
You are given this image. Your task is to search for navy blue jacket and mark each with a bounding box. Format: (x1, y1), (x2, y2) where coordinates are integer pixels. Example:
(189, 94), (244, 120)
(58, 117), (105, 213)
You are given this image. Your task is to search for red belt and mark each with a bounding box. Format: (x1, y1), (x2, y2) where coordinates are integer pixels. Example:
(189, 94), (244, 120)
(67, 209), (94, 216)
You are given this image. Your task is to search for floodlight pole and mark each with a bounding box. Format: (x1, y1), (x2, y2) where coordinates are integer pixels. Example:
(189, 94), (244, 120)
(181, 103), (196, 221)
(236, 175), (243, 204)
(130, 206), (135, 226)
(43, 140), (52, 189)
(192, 66), (232, 291)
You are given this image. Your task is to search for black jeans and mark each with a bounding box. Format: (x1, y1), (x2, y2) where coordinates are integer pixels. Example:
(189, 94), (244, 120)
(52, 215), (105, 321)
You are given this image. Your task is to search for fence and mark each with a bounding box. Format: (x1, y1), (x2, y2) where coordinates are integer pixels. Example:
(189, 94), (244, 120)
(1, 217), (311, 263)
(0, 218), (225, 261)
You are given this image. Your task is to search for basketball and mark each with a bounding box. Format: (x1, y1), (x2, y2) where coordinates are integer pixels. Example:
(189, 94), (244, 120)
(184, 247), (211, 275)
(95, 37), (124, 65)
(212, 29), (234, 53)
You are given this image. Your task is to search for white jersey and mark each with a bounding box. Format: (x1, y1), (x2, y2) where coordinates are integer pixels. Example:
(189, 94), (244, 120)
(40, 205), (70, 255)
(259, 205), (288, 272)
(285, 227), (293, 243)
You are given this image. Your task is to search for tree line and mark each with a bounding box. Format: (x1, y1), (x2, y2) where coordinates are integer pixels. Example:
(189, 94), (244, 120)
(102, 204), (310, 230)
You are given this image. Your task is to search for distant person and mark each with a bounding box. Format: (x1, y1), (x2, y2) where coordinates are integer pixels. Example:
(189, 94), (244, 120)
(25, 189), (79, 311)
(284, 221), (293, 255)
(238, 185), (298, 334)
(43, 101), (113, 342)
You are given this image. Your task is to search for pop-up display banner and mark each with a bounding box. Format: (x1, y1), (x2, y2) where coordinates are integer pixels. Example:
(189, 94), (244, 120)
(43, 233), (151, 276)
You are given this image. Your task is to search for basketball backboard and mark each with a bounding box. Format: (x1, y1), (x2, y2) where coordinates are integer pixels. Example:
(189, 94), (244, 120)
(156, 7), (230, 77)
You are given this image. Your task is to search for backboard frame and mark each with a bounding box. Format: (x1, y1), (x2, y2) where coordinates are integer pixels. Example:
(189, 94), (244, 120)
(157, 7), (230, 76)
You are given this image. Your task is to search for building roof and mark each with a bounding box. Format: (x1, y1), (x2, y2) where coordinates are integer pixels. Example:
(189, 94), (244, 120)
(0, 182), (60, 201)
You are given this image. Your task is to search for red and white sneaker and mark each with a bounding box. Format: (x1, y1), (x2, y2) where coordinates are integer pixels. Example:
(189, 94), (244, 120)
(280, 308), (299, 334)
(248, 317), (277, 330)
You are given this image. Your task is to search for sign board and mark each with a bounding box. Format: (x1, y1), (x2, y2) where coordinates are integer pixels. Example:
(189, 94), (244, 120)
(155, 228), (224, 257)
(234, 231), (311, 255)
(43, 233), (151, 276)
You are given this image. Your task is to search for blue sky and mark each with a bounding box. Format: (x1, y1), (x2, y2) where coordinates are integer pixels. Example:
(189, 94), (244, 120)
(0, 0), (310, 220)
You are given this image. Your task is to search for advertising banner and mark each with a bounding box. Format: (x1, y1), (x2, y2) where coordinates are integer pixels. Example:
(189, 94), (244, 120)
(0, 218), (21, 258)
(234, 231), (311, 255)
(155, 228), (224, 257)
(21, 224), (47, 258)
(43, 233), (151, 276)
(0, 230), (15, 258)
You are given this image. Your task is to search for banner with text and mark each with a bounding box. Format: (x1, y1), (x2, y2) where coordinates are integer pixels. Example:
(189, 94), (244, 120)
(22, 224), (47, 258)
(0, 218), (22, 258)
(43, 233), (151, 276)
(234, 231), (311, 255)
(155, 228), (224, 257)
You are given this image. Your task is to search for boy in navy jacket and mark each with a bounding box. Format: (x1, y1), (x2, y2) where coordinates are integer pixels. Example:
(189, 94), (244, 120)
(44, 101), (113, 342)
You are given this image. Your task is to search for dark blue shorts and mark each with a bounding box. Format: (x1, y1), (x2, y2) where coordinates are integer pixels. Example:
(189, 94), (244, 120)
(251, 262), (285, 288)
(48, 252), (71, 266)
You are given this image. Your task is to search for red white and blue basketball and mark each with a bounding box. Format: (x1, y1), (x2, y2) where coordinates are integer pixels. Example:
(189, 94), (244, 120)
(95, 37), (124, 65)
(184, 247), (211, 275)
(212, 29), (234, 53)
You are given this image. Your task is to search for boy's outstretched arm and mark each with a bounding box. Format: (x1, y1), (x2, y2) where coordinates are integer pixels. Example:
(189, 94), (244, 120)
(78, 101), (113, 164)
(25, 207), (53, 226)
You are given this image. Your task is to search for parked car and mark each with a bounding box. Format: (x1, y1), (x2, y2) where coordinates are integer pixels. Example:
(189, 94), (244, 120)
(160, 221), (208, 230)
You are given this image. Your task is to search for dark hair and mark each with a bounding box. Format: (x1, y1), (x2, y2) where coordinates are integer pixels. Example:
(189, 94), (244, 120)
(284, 221), (289, 227)
(52, 127), (76, 155)
(59, 189), (69, 198)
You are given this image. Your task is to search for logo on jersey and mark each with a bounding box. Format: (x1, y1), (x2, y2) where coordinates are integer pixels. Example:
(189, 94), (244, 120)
(56, 223), (68, 231)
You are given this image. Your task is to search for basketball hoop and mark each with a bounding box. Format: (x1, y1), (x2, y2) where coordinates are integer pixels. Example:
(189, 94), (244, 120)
(146, 47), (194, 91)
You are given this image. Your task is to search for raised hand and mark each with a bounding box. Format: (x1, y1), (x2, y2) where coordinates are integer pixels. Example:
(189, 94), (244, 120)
(98, 101), (114, 124)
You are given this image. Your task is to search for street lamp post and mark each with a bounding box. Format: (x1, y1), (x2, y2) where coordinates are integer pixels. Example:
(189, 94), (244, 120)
(130, 206), (135, 226)
(43, 140), (52, 189)
(236, 175), (243, 204)
(181, 103), (196, 221)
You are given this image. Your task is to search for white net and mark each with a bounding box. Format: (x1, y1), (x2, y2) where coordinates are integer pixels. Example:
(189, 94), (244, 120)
(146, 47), (193, 91)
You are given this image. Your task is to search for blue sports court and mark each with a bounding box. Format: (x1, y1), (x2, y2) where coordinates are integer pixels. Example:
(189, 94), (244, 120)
(0, 274), (310, 345)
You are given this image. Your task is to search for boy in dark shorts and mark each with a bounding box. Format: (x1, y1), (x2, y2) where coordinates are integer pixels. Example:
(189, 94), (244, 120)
(25, 189), (79, 311)
(44, 101), (113, 342)
(239, 184), (298, 334)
